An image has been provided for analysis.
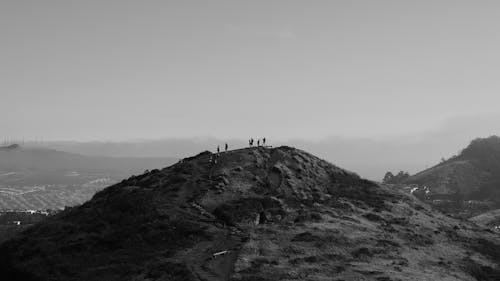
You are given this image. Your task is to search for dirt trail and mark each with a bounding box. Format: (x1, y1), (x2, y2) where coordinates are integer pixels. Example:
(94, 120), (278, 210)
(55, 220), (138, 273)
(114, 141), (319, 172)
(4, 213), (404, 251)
(183, 235), (243, 281)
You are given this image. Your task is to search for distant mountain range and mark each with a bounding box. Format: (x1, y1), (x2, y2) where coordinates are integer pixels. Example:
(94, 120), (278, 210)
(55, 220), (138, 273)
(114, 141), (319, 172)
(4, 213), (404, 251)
(29, 133), (481, 181)
(0, 146), (177, 174)
(0, 144), (20, 151)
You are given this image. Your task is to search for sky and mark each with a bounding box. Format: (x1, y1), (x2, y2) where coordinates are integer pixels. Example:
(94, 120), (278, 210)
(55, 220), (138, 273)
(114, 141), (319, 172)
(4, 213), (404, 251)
(1, 1), (500, 141)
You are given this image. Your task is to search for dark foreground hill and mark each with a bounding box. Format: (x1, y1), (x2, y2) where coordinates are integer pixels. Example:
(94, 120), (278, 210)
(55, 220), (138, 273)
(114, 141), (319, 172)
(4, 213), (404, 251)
(1, 146), (500, 281)
(404, 136), (500, 217)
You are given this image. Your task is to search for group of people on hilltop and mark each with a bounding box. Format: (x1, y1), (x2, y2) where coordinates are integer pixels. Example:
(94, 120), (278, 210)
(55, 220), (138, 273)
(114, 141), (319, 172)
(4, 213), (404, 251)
(209, 138), (269, 165)
(216, 143), (228, 153)
(249, 137), (266, 147)
(210, 142), (229, 165)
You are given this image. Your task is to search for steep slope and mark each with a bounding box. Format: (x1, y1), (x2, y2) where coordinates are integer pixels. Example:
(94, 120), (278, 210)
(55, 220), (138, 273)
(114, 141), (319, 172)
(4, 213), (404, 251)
(404, 136), (500, 217)
(1, 146), (500, 281)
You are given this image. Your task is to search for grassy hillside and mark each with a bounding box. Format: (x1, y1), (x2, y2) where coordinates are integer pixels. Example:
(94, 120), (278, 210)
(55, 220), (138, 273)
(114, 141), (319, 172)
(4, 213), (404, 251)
(404, 136), (500, 217)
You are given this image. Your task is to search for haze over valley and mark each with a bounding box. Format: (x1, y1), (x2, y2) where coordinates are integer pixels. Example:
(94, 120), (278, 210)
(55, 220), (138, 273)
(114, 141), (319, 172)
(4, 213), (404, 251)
(26, 113), (499, 181)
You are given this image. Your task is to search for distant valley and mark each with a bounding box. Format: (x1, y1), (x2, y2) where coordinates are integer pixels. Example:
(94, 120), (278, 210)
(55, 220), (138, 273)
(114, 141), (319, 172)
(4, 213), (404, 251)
(0, 145), (177, 211)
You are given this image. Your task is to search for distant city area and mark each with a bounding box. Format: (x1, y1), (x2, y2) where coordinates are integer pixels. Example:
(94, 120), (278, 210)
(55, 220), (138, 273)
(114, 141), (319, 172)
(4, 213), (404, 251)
(0, 143), (177, 212)
(0, 171), (115, 210)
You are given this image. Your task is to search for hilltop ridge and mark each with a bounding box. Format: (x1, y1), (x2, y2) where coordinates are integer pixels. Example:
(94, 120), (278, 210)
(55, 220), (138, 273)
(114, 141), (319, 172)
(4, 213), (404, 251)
(1, 146), (500, 280)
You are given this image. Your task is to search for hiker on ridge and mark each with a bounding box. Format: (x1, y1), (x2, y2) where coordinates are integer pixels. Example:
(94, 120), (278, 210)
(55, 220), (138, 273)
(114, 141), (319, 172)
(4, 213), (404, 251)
(263, 137), (266, 146)
(217, 146), (220, 154)
(257, 139), (260, 147)
(225, 143), (228, 152)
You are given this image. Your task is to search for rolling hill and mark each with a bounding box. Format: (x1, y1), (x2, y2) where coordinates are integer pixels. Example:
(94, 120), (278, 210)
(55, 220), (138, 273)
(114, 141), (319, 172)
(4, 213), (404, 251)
(470, 209), (500, 229)
(404, 136), (500, 217)
(1, 146), (499, 280)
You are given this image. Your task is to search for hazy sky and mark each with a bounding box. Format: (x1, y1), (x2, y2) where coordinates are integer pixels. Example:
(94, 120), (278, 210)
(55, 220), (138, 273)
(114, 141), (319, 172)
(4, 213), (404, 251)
(2, 1), (500, 141)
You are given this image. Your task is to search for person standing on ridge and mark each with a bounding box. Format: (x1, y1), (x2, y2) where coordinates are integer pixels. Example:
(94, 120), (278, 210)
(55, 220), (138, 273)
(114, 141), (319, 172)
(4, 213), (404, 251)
(263, 137), (266, 146)
(257, 139), (260, 147)
(225, 143), (228, 152)
(217, 146), (220, 154)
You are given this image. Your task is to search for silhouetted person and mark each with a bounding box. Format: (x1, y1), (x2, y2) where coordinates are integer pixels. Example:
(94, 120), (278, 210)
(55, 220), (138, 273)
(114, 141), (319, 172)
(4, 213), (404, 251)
(217, 146), (220, 154)
(257, 140), (260, 147)
(225, 143), (228, 152)
(263, 137), (266, 146)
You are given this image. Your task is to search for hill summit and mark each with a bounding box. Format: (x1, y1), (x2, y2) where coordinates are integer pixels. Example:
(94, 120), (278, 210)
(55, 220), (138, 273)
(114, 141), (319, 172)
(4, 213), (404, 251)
(2, 146), (500, 281)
